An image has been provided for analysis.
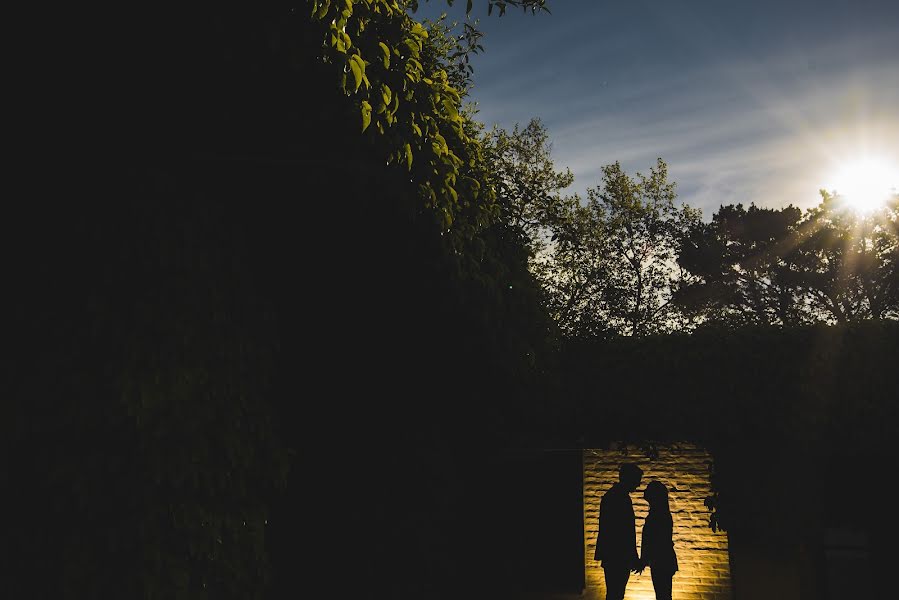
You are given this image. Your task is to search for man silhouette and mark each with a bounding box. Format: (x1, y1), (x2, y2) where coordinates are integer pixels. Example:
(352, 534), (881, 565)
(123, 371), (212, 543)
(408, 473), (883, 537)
(594, 463), (643, 600)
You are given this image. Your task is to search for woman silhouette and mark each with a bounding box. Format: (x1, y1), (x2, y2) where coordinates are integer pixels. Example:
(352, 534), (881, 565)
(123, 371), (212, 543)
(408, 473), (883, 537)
(638, 480), (678, 600)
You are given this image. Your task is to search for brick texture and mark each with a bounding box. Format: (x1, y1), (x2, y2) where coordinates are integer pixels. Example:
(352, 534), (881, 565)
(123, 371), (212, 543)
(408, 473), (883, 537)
(583, 444), (732, 600)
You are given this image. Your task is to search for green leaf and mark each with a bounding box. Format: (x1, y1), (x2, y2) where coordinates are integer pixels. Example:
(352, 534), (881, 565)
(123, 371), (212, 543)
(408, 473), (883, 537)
(349, 56), (363, 91)
(403, 38), (420, 56)
(404, 143), (413, 170)
(378, 42), (391, 68)
(389, 92), (400, 116)
(314, 0), (331, 19)
(442, 97), (458, 120)
(434, 133), (448, 154)
(361, 100), (372, 132)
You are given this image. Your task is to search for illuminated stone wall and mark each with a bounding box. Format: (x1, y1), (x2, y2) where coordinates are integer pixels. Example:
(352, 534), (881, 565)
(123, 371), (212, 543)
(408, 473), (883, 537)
(583, 444), (732, 600)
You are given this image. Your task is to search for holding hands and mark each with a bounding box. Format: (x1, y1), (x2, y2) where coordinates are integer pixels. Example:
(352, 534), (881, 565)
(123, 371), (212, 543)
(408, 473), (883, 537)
(632, 558), (647, 575)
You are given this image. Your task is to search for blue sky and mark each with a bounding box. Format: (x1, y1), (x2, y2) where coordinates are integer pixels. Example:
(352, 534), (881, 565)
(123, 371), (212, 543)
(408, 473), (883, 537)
(415, 0), (899, 219)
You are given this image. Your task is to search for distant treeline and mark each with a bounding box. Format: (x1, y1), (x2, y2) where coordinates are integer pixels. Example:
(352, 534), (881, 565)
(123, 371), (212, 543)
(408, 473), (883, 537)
(488, 118), (899, 337)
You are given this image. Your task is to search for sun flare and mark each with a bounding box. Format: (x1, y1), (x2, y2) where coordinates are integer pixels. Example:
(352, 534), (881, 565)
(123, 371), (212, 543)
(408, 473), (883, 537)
(827, 157), (898, 213)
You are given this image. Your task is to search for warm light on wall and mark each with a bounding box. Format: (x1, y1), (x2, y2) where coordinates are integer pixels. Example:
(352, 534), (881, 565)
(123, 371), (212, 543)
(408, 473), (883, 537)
(608, 586), (660, 600)
(583, 443), (732, 600)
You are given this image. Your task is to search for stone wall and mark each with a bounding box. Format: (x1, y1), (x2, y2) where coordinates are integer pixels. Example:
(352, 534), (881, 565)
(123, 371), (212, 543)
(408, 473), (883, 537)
(583, 443), (732, 600)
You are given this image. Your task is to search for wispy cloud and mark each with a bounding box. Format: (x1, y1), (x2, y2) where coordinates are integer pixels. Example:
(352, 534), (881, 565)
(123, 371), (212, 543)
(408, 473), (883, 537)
(462, 12), (899, 219)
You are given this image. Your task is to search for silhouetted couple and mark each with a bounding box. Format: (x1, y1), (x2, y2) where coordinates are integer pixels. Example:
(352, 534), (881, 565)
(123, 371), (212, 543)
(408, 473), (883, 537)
(594, 463), (678, 600)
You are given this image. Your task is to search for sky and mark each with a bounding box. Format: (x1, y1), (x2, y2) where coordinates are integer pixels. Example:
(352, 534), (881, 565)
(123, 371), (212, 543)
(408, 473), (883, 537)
(415, 0), (899, 220)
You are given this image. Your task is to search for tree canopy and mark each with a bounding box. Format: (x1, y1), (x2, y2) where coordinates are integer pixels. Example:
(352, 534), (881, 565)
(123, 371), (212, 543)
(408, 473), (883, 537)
(486, 116), (899, 336)
(678, 191), (899, 327)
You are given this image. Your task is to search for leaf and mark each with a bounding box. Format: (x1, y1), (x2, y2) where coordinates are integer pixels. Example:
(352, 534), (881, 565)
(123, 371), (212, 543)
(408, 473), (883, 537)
(361, 101), (372, 132)
(442, 97), (459, 120)
(404, 38), (420, 56)
(314, 0), (331, 19)
(349, 56), (363, 91)
(378, 42), (391, 68)
(386, 92), (400, 118)
(466, 0), (473, 13)
(391, 92), (400, 114)
(434, 133), (448, 154)
(404, 143), (413, 170)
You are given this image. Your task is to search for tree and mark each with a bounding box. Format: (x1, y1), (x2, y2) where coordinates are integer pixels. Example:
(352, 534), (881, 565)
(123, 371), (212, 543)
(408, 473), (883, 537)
(308, 1), (549, 235)
(16, 3), (561, 598)
(676, 203), (807, 327)
(483, 117), (575, 256)
(534, 194), (613, 338)
(408, 0), (549, 16)
(538, 159), (701, 337)
(594, 160), (702, 336)
(678, 192), (899, 326)
(788, 190), (899, 322)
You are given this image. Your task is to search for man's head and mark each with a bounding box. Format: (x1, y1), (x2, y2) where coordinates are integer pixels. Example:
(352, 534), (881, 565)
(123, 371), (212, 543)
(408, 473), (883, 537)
(618, 463), (643, 492)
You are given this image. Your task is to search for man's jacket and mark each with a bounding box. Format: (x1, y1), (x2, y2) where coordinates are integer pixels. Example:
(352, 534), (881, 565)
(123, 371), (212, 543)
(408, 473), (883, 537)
(594, 483), (638, 568)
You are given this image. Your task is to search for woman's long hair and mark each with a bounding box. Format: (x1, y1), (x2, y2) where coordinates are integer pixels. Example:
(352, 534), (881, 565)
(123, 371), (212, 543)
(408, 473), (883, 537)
(644, 480), (671, 515)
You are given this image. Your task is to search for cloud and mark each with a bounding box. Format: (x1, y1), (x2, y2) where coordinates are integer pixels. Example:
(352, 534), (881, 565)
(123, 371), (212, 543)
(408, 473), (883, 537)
(468, 28), (899, 219)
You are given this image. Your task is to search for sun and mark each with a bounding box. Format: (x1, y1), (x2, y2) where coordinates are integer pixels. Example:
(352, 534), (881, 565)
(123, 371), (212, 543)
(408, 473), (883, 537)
(827, 157), (898, 213)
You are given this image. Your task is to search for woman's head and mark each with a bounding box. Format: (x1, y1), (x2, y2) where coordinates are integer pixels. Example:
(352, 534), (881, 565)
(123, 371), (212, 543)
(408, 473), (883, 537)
(643, 480), (669, 506)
